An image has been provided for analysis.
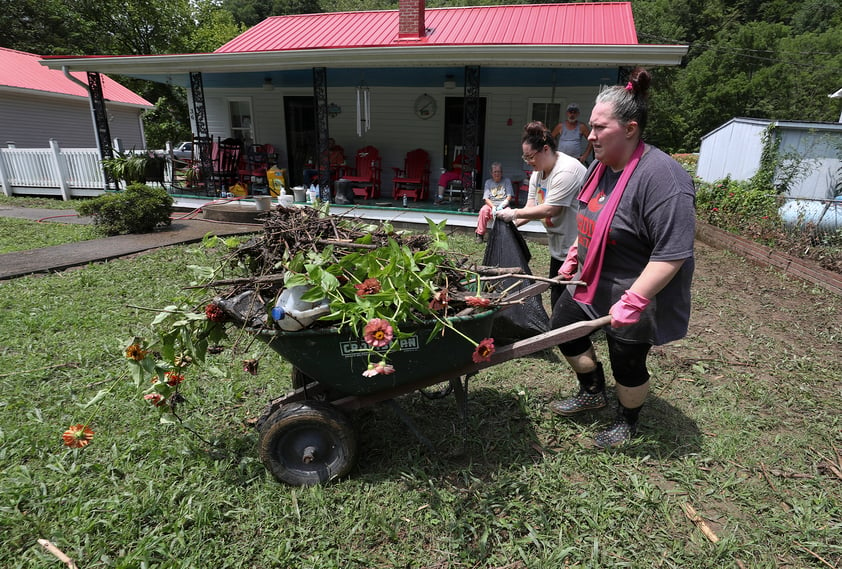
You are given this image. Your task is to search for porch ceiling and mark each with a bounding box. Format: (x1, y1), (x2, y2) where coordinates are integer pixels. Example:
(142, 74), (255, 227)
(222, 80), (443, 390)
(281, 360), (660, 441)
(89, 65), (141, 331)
(41, 44), (687, 87)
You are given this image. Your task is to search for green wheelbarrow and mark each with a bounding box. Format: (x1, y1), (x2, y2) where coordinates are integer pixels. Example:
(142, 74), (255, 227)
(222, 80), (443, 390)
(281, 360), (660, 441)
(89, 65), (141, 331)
(250, 282), (610, 486)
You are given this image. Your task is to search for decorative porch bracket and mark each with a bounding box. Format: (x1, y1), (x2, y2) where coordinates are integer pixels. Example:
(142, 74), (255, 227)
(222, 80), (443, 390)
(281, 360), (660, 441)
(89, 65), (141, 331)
(461, 65), (481, 211)
(313, 67), (331, 201)
(190, 72), (214, 187)
(86, 72), (115, 189)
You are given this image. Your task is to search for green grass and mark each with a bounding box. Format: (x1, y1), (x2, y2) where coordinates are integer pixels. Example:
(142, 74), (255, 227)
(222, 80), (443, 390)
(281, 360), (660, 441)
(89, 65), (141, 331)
(0, 218), (99, 253)
(0, 225), (839, 568)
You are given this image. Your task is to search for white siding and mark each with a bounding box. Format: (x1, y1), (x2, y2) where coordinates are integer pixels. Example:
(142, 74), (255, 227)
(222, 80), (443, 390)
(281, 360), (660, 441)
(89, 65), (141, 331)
(203, 84), (601, 197)
(0, 91), (147, 150)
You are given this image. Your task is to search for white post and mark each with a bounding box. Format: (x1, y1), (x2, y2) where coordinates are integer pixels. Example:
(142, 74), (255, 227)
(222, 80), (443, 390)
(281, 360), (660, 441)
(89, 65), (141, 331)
(0, 146), (11, 197)
(50, 139), (71, 201)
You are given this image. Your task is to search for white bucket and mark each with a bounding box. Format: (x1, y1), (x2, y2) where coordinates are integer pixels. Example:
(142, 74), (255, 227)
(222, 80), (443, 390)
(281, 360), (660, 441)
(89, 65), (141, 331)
(278, 194), (294, 207)
(292, 186), (307, 202)
(254, 196), (273, 211)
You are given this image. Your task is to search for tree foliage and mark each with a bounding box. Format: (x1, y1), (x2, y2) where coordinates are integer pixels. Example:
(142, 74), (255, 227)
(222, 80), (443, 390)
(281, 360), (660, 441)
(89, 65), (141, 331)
(2, 0), (841, 153)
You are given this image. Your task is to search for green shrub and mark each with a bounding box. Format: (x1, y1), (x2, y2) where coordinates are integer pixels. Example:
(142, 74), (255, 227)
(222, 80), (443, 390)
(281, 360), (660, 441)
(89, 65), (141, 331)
(76, 184), (174, 236)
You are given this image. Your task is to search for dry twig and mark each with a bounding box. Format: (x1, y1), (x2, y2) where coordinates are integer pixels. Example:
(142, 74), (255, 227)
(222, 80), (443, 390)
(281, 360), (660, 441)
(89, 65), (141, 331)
(37, 539), (79, 569)
(680, 503), (720, 543)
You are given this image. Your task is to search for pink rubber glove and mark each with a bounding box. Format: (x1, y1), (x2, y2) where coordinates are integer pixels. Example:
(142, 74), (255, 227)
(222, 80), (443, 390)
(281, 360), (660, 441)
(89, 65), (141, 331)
(610, 290), (650, 328)
(558, 244), (578, 280)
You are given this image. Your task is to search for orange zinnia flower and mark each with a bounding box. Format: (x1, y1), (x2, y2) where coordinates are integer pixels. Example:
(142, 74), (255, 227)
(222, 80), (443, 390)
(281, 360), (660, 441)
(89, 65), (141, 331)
(205, 303), (226, 322)
(144, 393), (167, 407)
(62, 424), (94, 448)
(363, 318), (394, 347)
(354, 278), (382, 297)
(472, 337), (495, 363)
(165, 371), (185, 386)
(125, 343), (147, 361)
(465, 296), (491, 308)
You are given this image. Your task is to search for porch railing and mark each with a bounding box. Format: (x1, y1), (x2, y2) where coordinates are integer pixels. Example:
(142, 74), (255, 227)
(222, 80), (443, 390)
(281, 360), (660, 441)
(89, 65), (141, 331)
(0, 140), (108, 200)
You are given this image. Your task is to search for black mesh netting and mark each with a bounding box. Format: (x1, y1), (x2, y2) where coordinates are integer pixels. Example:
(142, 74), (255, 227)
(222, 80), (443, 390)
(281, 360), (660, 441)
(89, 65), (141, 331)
(481, 220), (549, 344)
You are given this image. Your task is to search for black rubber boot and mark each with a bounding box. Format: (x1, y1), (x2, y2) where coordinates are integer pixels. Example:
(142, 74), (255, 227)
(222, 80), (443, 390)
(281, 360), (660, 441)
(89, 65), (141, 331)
(550, 362), (607, 416)
(594, 403), (641, 448)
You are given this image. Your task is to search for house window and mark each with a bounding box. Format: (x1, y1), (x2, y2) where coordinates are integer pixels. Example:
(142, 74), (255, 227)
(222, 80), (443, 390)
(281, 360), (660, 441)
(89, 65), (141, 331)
(228, 99), (254, 147)
(528, 100), (562, 129)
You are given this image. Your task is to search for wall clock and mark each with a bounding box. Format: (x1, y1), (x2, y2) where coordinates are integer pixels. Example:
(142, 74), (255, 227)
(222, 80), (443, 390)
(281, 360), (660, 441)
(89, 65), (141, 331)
(414, 93), (437, 120)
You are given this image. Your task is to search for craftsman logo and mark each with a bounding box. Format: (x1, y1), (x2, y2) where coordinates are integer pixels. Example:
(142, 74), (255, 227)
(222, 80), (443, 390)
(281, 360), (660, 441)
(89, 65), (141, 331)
(339, 335), (420, 358)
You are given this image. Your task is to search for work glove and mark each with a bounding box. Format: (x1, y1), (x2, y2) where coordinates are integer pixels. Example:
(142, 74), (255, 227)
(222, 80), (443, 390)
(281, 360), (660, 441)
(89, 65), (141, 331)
(495, 208), (518, 223)
(558, 244), (578, 280)
(609, 290), (650, 328)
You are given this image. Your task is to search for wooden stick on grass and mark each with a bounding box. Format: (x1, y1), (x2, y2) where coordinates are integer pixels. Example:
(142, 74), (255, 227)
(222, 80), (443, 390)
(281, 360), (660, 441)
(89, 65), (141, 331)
(680, 503), (720, 543)
(37, 539), (79, 569)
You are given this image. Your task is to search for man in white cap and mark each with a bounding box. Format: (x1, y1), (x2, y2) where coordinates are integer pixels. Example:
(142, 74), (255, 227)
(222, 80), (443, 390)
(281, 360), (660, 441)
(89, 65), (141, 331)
(552, 103), (592, 164)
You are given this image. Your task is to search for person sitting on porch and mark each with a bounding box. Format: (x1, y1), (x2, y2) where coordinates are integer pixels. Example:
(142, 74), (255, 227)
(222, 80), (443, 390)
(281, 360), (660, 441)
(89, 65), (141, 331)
(303, 138), (345, 186)
(475, 162), (514, 242)
(433, 155), (465, 205)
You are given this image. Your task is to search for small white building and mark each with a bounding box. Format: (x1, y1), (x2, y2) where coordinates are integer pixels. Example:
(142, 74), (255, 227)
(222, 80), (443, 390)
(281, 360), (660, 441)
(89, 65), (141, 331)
(697, 117), (842, 200)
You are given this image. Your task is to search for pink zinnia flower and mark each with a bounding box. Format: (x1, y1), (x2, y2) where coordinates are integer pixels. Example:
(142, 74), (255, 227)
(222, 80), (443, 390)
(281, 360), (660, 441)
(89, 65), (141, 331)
(362, 361), (396, 377)
(354, 278), (381, 297)
(144, 393), (167, 407)
(472, 337), (495, 363)
(363, 318), (394, 347)
(466, 296), (492, 308)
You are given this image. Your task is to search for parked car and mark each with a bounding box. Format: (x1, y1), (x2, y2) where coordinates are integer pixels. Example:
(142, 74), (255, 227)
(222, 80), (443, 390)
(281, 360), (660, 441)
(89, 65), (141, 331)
(154, 141), (193, 161)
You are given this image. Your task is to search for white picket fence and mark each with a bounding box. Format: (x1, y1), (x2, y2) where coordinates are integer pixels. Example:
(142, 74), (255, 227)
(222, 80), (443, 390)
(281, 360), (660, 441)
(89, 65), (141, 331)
(0, 140), (110, 200)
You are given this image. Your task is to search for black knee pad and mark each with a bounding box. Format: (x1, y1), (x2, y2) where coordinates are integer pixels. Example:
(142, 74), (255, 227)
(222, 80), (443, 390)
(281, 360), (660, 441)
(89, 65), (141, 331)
(607, 338), (651, 387)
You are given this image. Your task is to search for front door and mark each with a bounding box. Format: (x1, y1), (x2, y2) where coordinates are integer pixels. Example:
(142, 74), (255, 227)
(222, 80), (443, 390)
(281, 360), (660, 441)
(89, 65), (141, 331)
(442, 97), (487, 174)
(284, 96), (317, 187)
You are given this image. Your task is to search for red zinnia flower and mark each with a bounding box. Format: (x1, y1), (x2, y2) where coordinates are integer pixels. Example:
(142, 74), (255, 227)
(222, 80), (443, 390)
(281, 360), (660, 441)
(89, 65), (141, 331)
(466, 296), (492, 308)
(472, 338), (495, 363)
(354, 278), (382, 297)
(125, 343), (147, 361)
(62, 424), (94, 448)
(165, 371), (185, 386)
(363, 318), (394, 347)
(205, 303), (226, 322)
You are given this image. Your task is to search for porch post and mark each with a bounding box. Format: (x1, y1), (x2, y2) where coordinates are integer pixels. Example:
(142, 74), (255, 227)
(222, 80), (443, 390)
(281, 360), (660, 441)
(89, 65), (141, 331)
(461, 65), (481, 211)
(190, 72), (214, 188)
(313, 67), (330, 202)
(49, 139), (71, 201)
(86, 72), (116, 190)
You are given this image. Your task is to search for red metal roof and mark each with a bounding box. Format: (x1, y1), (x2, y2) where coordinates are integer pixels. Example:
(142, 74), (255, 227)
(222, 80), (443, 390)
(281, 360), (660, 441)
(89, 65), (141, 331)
(217, 3), (639, 53)
(0, 47), (153, 107)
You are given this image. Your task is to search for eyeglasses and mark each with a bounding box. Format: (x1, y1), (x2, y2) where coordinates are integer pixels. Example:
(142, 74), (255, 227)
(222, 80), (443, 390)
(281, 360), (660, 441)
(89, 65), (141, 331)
(522, 149), (540, 162)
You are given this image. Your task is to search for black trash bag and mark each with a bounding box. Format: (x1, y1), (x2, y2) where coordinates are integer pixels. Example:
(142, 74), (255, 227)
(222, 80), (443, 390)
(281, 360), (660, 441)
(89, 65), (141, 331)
(334, 179), (355, 205)
(482, 220), (549, 343)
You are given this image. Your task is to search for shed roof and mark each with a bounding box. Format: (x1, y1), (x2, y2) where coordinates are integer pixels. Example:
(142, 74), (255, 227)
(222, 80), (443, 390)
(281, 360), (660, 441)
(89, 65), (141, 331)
(218, 3), (638, 52)
(0, 47), (152, 107)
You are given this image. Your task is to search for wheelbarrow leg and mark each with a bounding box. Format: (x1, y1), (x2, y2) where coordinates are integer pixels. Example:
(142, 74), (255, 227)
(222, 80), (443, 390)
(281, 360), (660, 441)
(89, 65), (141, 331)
(385, 399), (435, 453)
(449, 374), (472, 456)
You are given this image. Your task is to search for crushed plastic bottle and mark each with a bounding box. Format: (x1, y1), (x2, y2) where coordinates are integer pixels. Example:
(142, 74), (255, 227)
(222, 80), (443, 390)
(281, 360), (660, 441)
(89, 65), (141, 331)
(271, 285), (331, 331)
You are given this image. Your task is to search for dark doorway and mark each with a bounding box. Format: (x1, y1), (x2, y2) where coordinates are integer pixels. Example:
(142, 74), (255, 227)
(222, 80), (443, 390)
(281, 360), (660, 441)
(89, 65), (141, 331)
(442, 97), (487, 174)
(284, 96), (317, 187)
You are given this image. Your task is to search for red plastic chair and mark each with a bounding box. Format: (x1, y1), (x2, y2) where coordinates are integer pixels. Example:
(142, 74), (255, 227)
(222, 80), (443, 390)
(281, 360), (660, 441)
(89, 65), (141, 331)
(342, 146), (382, 200)
(392, 148), (431, 201)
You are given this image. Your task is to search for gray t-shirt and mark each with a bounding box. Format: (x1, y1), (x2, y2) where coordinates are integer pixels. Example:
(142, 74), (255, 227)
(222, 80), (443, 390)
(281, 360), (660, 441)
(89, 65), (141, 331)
(483, 177), (514, 206)
(575, 146), (696, 345)
(527, 151), (587, 259)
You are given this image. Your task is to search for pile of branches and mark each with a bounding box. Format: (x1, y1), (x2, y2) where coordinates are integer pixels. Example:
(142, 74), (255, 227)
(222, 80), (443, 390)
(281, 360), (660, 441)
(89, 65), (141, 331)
(202, 206), (506, 330)
(235, 205), (435, 276)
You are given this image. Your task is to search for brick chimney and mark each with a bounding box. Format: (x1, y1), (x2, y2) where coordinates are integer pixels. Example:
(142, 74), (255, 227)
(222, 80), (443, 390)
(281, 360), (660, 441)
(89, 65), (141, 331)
(398, 0), (426, 39)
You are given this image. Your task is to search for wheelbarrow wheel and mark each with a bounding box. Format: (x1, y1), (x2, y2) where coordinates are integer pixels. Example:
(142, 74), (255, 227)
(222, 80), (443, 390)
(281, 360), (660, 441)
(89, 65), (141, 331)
(258, 400), (357, 486)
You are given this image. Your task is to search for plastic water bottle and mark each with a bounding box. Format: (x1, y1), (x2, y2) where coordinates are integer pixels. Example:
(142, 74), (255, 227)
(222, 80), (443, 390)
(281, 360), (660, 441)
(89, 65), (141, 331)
(402, 194), (408, 208)
(271, 285), (331, 331)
